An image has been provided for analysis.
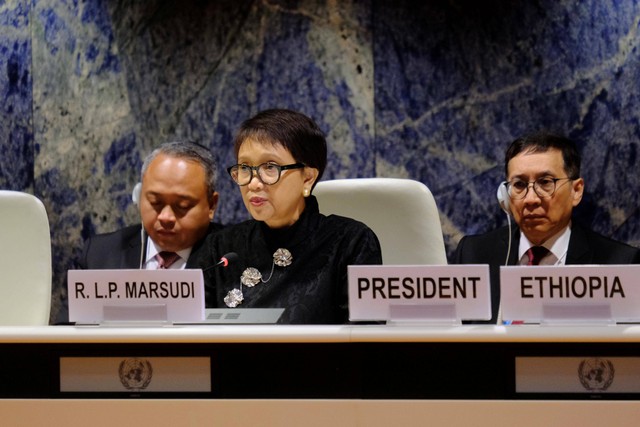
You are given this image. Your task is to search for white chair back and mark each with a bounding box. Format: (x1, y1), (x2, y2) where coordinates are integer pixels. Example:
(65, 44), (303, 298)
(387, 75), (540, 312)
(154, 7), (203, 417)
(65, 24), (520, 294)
(314, 178), (447, 265)
(0, 190), (52, 325)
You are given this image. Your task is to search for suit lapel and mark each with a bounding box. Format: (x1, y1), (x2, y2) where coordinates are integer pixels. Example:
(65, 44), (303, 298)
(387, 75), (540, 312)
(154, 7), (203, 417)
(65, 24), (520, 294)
(566, 223), (592, 264)
(186, 240), (201, 268)
(501, 224), (521, 265)
(124, 225), (145, 268)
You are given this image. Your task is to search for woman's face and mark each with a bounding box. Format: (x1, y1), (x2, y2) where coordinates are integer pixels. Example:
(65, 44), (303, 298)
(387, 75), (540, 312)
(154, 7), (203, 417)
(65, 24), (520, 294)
(237, 138), (318, 228)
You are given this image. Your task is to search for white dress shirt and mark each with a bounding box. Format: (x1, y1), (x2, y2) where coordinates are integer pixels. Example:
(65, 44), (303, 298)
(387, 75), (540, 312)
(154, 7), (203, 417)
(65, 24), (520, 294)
(517, 222), (571, 266)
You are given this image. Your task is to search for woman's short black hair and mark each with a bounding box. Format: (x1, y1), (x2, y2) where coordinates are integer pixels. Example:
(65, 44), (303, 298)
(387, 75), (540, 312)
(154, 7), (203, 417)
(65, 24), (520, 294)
(233, 109), (327, 186)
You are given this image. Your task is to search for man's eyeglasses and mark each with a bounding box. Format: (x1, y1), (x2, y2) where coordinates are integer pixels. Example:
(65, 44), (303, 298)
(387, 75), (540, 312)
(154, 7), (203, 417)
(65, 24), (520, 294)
(227, 162), (305, 186)
(506, 177), (574, 199)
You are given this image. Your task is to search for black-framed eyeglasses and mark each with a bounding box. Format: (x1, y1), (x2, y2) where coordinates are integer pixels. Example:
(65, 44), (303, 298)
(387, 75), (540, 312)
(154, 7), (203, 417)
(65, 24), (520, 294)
(506, 177), (574, 200)
(227, 162), (305, 186)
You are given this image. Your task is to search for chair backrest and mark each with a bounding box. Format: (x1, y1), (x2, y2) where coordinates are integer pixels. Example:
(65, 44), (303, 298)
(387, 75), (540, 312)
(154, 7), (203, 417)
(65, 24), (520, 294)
(0, 190), (52, 325)
(314, 178), (447, 265)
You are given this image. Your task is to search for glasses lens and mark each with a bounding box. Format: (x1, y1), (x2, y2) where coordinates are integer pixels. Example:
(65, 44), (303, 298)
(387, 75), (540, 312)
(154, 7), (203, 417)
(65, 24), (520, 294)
(534, 177), (556, 197)
(257, 163), (281, 184)
(508, 180), (528, 199)
(229, 165), (252, 185)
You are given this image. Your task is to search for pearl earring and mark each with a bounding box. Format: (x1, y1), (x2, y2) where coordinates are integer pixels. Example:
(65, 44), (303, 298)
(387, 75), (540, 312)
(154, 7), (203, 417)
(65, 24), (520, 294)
(303, 188), (310, 197)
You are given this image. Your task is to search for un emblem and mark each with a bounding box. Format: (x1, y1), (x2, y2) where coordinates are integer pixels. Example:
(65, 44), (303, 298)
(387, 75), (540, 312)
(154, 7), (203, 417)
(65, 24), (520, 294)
(119, 358), (153, 391)
(578, 358), (615, 391)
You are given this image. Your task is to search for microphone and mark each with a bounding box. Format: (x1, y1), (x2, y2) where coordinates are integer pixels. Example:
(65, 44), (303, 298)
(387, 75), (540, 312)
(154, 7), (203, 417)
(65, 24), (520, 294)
(216, 252), (238, 267)
(203, 252), (239, 272)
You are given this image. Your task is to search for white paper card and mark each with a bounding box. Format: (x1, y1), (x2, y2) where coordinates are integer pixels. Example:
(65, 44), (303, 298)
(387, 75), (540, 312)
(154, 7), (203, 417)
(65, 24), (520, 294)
(67, 269), (205, 323)
(500, 265), (640, 323)
(348, 264), (491, 321)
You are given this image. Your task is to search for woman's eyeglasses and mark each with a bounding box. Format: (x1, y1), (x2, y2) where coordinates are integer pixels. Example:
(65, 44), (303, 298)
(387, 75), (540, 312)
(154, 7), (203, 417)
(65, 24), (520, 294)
(227, 162), (305, 186)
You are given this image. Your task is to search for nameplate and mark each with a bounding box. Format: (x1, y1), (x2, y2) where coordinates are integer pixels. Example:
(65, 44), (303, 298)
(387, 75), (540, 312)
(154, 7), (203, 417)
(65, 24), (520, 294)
(67, 269), (205, 323)
(347, 265), (491, 322)
(516, 357), (640, 393)
(500, 265), (640, 323)
(60, 357), (211, 392)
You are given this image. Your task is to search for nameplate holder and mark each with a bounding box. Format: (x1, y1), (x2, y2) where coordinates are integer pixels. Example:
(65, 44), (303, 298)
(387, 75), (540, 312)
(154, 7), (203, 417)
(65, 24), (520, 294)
(540, 303), (615, 326)
(500, 265), (640, 324)
(387, 303), (460, 326)
(348, 264), (491, 322)
(100, 304), (170, 327)
(67, 269), (205, 324)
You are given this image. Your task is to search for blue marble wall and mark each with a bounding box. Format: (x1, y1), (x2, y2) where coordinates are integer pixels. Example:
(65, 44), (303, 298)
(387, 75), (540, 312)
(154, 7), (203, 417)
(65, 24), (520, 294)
(1, 0), (639, 322)
(0, 1), (33, 191)
(374, 1), (640, 249)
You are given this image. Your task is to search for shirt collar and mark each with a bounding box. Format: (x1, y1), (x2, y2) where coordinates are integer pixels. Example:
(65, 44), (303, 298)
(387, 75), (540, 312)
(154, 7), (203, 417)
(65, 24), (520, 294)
(518, 222), (571, 265)
(144, 236), (192, 267)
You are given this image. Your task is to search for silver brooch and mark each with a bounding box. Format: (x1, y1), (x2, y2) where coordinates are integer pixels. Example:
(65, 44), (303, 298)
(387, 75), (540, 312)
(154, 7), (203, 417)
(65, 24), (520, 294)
(224, 288), (244, 308)
(223, 248), (293, 308)
(273, 248), (293, 267)
(240, 267), (262, 287)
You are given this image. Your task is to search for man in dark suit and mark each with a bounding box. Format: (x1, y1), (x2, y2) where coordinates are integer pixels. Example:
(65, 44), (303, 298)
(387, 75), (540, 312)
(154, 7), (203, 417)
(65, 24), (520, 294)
(78, 141), (223, 270)
(453, 132), (640, 323)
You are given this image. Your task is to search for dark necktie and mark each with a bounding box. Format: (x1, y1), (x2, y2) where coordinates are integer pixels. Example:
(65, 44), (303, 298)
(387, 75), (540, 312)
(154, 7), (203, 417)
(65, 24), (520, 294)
(508, 246), (550, 325)
(526, 246), (549, 265)
(156, 251), (180, 269)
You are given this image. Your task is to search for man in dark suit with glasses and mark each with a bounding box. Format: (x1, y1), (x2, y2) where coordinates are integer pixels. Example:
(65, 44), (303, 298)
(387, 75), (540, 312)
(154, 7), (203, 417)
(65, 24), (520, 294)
(453, 132), (640, 324)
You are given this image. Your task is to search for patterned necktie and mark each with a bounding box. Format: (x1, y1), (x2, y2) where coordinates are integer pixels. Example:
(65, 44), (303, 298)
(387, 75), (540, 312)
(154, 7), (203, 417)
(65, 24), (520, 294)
(156, 251), (180, 269)
(526, 246), (549, 266)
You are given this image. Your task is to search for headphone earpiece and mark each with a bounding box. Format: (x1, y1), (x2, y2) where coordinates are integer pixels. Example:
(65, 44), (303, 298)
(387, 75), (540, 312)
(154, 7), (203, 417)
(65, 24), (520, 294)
(132, 182), (142, 206)
(497, 181), (510, 214)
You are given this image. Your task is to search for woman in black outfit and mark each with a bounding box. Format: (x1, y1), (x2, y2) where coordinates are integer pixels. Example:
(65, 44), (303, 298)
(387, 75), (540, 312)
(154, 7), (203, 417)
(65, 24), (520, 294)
(199, 108), (382, 324)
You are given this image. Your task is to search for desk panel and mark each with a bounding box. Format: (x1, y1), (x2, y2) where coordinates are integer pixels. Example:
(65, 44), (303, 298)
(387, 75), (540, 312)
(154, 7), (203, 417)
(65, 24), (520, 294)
(1, 325), (639, 400)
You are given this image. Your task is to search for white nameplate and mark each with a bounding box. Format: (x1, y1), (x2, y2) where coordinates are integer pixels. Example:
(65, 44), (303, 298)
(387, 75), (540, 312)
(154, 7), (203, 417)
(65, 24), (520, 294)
(60, 357), (211, 392)
(500, 265), (640, 323)
(67, 269), (205, 323)
(348, 265), (491, 322)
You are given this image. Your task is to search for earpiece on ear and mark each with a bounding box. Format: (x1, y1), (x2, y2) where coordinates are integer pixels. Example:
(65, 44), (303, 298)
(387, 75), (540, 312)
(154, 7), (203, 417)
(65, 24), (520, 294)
(132, 182), (142, 206)
(497, 182), (510, 214)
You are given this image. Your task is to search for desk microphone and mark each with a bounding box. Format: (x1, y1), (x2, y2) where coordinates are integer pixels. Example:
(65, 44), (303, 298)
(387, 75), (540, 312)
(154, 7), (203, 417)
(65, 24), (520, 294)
(203, 252), (239, 271)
